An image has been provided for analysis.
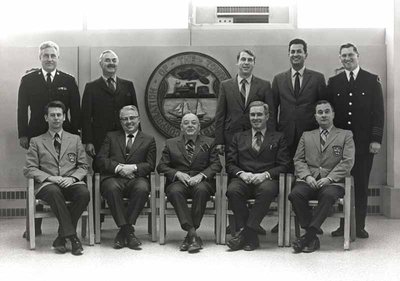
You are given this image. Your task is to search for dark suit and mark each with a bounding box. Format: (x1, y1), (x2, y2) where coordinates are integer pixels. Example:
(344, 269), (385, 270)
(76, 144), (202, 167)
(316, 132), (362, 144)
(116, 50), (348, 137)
(214, 76), (275, 150)
(226, 130), (290, 230)
(81, 77), (138, 154)
(95, 130), (156, 226)
(289, 127), (355, 230)
(157, 135), (222, 231)
(18, 69), (81, 139)
(272, 68), (327, 157)
(23, 131), (90, 237)
(327, 68), (384, 229)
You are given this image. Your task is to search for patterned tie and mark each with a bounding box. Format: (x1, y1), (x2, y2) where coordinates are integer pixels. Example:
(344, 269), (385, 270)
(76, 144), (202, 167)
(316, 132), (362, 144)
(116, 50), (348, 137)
(253, 131), (262, 152)
(186, 139), (195, 160)
(107, 77), (116, 93)
(54, 133), (61, 156)
(126, 134), (134, 155)
(294, 72), (300, 97)
(320, 129), (328, 148)
(46, 72), (52, 87)
(240, 79), (247, 104)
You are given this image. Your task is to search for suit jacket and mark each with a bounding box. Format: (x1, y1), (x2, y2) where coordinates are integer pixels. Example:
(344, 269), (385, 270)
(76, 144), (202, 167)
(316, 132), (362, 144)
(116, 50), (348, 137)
(95, 130), (156, 182)
(327, 68), (384, 154)
(294, 126), (355, 186)
(214, 75), (274, 146)
(272, 68), (327, 147)
(81, 77), (138, 153)
(23, 131), (88, 194)
(18, 69), (81, 139)
(226, 130), (290, 180)
(157, 135), (222, 184)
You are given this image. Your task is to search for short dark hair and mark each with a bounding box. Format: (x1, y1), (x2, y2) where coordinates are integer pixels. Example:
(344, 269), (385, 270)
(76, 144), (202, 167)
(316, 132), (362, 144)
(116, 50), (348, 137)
(236, 49), (256, 62)
(249, 101), (269, 114)
(339, 43), (359, 55)
(44, 100), (66, 115)
(315, 100), (334, 112)
(289, 38), (307, 54)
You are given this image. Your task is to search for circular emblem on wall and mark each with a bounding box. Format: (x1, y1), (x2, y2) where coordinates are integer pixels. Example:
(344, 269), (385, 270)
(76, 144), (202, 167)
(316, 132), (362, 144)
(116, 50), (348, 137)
(145, 52), (231, 138)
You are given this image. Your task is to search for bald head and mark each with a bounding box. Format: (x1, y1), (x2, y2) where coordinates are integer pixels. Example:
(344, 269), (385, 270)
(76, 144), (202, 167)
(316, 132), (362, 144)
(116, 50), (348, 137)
(181, 113), (200, 137)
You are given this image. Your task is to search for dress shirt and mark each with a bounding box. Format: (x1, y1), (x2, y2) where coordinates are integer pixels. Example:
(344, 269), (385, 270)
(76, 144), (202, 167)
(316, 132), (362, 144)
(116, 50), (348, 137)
(237, 74), (252, 104)
(115, 130), (138, 174)
(103, 75), (117, 89)
(48, 129), (63, 140)
(291, 66), (305, 89)
(344, 66), (360, 82)
(42, 69), (56, 82)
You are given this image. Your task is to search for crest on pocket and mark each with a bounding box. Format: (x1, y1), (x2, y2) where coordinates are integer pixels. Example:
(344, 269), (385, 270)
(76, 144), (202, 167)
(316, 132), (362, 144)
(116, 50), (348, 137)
(332, 146), (343, 157)
(67, 153), (77, 163)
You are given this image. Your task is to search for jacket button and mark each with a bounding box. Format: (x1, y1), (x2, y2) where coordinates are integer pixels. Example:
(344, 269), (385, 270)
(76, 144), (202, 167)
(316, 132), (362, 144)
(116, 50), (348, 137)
(348, 112), (352, 115)
(348, 121), (351, 125)
(349, 93), (353, 96)
(349, 102), (352, 106)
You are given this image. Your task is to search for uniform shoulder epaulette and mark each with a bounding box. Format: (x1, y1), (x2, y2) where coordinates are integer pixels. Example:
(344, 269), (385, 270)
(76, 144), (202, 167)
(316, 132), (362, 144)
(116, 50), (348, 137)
(23, 68), (40, 75)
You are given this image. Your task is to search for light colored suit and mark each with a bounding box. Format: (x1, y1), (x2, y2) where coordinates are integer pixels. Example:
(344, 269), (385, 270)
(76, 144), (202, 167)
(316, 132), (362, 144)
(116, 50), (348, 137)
(294, 126), (355, 186)
(24, 131), (88, 194)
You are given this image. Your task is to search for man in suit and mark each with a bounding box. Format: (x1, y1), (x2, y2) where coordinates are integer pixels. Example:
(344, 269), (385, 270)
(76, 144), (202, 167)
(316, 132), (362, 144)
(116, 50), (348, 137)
(327, 43), (384, 239)
(23, 101), (90, 256)
(95, 105), (156, 249)
(157, 113), (222, 253)
(82, 50), (139, 160)
(18, 41), (81, 238)
(288, 100), (355, 253)
(226, 101), (290, 251)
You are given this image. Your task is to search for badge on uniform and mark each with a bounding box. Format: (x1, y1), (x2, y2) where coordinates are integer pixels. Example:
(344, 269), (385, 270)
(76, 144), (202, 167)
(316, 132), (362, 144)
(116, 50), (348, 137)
(67, 153), (77, 163)
(200, 143), (210, 152)
(332, 146), (343, 157)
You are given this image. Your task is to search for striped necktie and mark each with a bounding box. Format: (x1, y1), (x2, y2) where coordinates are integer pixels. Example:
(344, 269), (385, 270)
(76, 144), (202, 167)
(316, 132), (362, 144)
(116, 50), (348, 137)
(320, 129), (328, 147)
(253, 131), (262, 152)
(240, 79), (247, 104)
(54, 133), (61, 156)
(186, 140), (195, 160)
(126, 134), (134, 155)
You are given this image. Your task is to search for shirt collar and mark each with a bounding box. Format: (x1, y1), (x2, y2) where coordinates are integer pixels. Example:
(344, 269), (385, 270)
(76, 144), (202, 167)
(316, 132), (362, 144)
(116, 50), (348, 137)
(319, 125), (333, 134)
(238, 74), (252, 84)
(345, 66), (360, 81)
(103, 75), (117, 83)
(49, 129), (63, 139)
(125, 130), (138, 138)
(291, 66), (305, 77)
(184, 134), (198, 144)
(42, 69), (56, 79)
(252, 127), (267, 137)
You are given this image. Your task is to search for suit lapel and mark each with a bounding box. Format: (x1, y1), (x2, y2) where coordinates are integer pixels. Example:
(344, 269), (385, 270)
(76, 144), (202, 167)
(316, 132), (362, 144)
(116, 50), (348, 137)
(312, 130), (322, 153)
(299, 69), (311, 96)
(117, 131), (126, 156)
(42, 132), (59, 161)
(59, 132), (72, 159)
(98, 77), (115, 95)
(126, 131), (144, 160)
(233, 76), (245, 110)
(322, 127), (338, 152)
(246, 76), (259, 108)
(114, 77), (122, 96)
(285, 70), (294, 96)
(244, 130), (258, 158)
(177, 135), (191, 163)
(258, 131), (271, 155)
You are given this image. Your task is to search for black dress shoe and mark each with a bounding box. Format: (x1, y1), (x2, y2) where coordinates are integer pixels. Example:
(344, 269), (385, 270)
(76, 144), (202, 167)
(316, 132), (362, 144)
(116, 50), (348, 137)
(292, 235), (308, 253)
(356, 229), (369, 239)
(114, 229), (126, 249)
(302, 236), (320, 253)
(331, 226), (344, 237)
(188, 236), (202, 253)
(52, 236), (67, 254)
(127, 231), (142, 249)
(180, 235), (190, 251)
(22, 229), (42, 240)
(227, 229), (246, 251)
(69, 235), (83, 256)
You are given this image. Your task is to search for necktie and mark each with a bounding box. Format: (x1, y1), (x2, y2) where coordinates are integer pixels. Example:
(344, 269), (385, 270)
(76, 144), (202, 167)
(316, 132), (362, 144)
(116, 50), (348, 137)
(320, 129), (328, 147)
(54, 133), (61, 156)
(349, 71), (355, 89)
(253, 131), (262, 152)
(46, 72), (52, 87)
(126, 134), (134, 155)
(185, 140), (195, 160)
(294, 72), (300, 97)
(240, 79), (247, 104)
(107, 77), (116, 93)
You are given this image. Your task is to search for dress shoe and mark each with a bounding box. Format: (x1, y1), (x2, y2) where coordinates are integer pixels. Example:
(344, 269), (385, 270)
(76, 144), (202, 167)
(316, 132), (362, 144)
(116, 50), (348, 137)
(52, 236), (67, 254)
(180, 235), (190, 251)
(356, 229), (369, 239)
(227, 225), (266, 235)
(302, 236), (320, 253)
(114, 229), (126, 249)
(22, 229), (42, 240)
(188, 236), (202, 253)
(69, 235), (83, 256)
(292, 235), (308, 253)
(331, 226), (344, 237)
(127, 231), (142, 249)
(227, 228), (246, 251)
(243, 230), (259, 251)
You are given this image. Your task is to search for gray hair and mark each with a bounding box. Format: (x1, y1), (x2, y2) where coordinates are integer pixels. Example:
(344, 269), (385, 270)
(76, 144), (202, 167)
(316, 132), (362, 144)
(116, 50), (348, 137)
(248, 101), (269, 115)
(99, 50), (118, 62)
(119, 105), (139, 117)
(39, 41), (59, 57)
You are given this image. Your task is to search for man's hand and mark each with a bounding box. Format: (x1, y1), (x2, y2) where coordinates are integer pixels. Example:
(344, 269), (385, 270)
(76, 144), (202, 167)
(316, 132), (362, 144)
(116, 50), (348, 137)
(58, 177), (76, 188)
(119, 165), (136, 179)
(305, 176), (318, 189)
(85, 143), (96, 158)
(251, 173), (269, 185)
(369, 142), (381, 154)
(47, 176), (63, 184)
(239, 172), (254, 184)
(316, 177), (331, 189)
(188, 174), (204, 187)
(216, 144), (225, 156)
(19, 137), (29, 149)
(175, 171), (191, 187)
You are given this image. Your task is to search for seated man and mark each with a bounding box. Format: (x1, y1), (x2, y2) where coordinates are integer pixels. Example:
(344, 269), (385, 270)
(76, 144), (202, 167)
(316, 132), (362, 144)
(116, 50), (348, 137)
(23, 101), (90, 256)
(157, 113), (222, 253)
(95, 105), (156, 250)
(288, 100), (355, 253)
(226, 101), (290, 251)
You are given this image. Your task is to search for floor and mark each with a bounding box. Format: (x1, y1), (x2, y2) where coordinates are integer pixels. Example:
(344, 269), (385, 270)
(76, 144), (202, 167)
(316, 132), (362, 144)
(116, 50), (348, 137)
(1, 215), (399, 281)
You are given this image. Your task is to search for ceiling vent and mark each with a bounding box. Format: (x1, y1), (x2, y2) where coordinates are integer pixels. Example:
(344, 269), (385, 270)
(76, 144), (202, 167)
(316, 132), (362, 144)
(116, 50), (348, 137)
(216, 6), (269, 24)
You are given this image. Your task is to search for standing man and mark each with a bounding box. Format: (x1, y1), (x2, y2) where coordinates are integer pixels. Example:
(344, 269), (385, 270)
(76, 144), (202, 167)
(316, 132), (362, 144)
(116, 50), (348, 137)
(18, 41), (81, 237)
(95, 105), (156, 250)
(157, 113), (222, 253)
(82, 50), (139, 160)
(327, 43), (384, 238)
(225, 101), (290, 251)
(23, 101), (90, 255)
(289, 100), (355, 253)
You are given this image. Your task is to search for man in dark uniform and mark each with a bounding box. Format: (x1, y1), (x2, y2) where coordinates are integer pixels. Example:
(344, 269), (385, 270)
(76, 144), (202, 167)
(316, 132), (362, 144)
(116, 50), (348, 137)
(81, 50), (138, 160)
(327, 43), (384, 238)
(18, 41), (81, 238)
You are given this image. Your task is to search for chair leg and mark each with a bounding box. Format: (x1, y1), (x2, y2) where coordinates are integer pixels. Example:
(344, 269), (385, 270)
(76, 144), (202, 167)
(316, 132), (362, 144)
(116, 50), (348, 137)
(284, 174), (292, 247)
(147, 213), (152, 235)
(28, 181), (35, 250)
(94, 174), (101, 244)
(350, 185), (356, 242)
(87, 176), (95, 246)
(278, 173), (285, 247)
(344, 177), (352, 250)
(159, 200), (166, 245)
(81, 216), (87, 238)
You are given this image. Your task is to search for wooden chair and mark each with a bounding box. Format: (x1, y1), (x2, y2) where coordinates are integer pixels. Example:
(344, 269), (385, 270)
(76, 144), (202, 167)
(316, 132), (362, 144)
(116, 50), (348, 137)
(26, 175), (94, 250)
(220, 173), (285, 247)
(158, 173), (222, 245)
(94, 172), (157, 244)
(284, 174), (356, 250)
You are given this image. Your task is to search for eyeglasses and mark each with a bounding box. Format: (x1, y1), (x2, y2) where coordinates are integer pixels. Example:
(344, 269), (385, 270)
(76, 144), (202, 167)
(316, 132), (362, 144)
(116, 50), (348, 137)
(120, 116), (139, 122)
